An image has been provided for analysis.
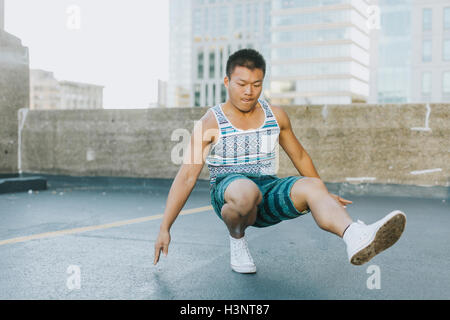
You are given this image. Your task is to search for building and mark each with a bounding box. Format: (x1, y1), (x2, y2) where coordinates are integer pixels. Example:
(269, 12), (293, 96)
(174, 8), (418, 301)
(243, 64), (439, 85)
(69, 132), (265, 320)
(374, 0), (450, 103)
(59, 80), (103, 110)
(373, 0), (412, 103)
(270, 0), (371, 105)
(167, 0), (193, 108)
(169, 0), (369, 107)
(168, 0), (272, 108)
(168, 0), (450, 106)
(411, 0), (450, 102)
(191, 0), (272, 107)
(29, 69), (61, 110)
(30, 69), (104, 110)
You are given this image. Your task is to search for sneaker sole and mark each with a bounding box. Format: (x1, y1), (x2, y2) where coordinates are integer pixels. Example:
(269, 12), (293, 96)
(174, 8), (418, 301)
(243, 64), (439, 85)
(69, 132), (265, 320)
(350, 210), (406, 266)
(231, 264), (257, 274)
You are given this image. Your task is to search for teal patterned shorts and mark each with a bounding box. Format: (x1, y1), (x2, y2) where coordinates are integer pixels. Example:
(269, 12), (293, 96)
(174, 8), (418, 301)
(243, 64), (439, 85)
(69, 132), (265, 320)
(210, 173), (310, 228)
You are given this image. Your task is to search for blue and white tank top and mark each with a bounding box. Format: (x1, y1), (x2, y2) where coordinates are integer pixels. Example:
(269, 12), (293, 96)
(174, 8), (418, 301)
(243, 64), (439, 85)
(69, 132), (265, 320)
(205, 99), (280, 188)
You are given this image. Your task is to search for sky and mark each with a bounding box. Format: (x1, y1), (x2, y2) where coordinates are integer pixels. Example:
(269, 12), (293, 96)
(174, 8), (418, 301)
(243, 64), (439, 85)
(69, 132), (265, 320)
(5, 0), (169, 109)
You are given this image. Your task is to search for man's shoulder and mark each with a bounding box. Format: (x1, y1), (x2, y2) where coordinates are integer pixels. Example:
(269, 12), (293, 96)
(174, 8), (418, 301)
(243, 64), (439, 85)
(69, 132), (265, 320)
(265, 103), (289, 130)
(199, 107), (219, 131)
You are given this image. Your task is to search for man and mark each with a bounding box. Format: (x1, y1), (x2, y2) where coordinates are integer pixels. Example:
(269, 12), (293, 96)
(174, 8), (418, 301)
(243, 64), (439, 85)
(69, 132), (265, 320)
(154, 49), (406, 273)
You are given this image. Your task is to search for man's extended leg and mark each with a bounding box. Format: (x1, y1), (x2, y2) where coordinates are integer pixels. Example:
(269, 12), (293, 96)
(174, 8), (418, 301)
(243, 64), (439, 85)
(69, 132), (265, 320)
(289, 177), (406, 265)
(289, 177), (353, 237)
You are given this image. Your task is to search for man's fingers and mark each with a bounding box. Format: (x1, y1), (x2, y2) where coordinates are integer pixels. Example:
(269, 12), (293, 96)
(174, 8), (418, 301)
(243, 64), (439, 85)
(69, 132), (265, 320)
(336, 197), (352, 209)
(331, 194), (352, 206)
(153, 243), (169, 265)
(154, 247), (161, 265)
(339, 197), (353, 204)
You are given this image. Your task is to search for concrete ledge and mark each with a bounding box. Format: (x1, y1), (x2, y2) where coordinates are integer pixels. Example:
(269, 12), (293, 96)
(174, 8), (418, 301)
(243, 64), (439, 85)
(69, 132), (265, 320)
(325, 182), (449, 201)
(17, 104), (450, 187)
(0, 175), (47, 194)
(19, 172), (211, 191)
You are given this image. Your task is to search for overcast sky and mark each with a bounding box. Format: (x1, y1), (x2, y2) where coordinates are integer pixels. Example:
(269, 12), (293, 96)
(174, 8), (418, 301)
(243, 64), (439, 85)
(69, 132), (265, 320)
(5, 0), (169, 109)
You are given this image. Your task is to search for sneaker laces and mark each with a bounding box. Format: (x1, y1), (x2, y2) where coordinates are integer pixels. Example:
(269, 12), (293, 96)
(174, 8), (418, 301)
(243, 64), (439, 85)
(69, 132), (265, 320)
(231, 238), (254, 264)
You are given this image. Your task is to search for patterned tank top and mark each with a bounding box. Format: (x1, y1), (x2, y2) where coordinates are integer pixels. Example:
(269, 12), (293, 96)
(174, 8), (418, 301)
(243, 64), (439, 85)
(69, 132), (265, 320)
(205, 99), (280, 188)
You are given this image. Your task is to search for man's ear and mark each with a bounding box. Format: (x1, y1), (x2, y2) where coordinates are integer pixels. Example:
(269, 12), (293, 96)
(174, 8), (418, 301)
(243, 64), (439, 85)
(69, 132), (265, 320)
(224, 76), (229, 89)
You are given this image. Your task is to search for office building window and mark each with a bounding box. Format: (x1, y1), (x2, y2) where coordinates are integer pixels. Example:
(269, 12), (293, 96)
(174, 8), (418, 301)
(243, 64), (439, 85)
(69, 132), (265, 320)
(197, 51), (204, 79)
(443, 39), (450, 61)
(193, 8), (202, 36)
(422, 72), (432, 95)
(205, 84), (209, 105)
(423, 8), (432, 31)
(422, 40), (432, 62)
(221, 84), (227, 102)
(212, 83), (216, 105)
(444, 7), (450, 30)
(209, 51), (215, 79)
(194, 84), (201, 107)
(443, 72), (450, 94)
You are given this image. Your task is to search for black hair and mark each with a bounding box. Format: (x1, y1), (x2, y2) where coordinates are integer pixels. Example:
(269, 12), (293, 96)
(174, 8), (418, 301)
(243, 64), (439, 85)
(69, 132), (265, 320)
(225, 48), (266, 79)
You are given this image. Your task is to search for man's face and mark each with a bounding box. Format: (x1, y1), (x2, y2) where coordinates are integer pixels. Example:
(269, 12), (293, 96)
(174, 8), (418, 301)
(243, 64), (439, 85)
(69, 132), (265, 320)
(224, 66), (264, 112)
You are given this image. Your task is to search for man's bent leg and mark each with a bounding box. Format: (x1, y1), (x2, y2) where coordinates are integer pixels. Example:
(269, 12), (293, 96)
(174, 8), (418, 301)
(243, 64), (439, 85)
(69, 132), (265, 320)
(219, 178), (262, 273)
(290, 177), (353, 238)
(221, 179), (262, 239)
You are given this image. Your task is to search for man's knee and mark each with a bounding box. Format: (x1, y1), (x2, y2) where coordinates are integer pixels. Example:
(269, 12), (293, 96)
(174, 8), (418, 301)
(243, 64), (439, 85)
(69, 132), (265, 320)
(291, 177), (326, 196)
(290, 177), (326, 210)
(224, 179), (262, 215)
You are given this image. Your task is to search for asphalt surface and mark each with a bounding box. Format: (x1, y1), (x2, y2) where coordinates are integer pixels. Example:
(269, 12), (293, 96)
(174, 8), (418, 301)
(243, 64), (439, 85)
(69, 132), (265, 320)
(0, 175), (449, 300)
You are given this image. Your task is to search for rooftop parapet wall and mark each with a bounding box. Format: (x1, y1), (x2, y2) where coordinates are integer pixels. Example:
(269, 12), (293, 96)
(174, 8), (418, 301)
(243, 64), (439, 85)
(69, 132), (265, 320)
(18, 104), (449, 187)
(0, 30), (29, 174)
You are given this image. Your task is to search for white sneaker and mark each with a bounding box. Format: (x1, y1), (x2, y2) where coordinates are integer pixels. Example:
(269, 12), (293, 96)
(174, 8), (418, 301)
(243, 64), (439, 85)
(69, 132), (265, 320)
(343, 210), (406, 266)
(229, 235), (257, 273)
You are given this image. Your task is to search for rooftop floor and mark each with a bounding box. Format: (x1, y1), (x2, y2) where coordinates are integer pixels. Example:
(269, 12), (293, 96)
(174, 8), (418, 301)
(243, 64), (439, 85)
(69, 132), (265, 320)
(0, 174), (449, 300)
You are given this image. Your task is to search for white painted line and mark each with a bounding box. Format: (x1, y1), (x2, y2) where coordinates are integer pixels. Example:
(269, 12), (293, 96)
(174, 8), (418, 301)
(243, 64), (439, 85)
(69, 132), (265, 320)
(17, 108), (29, 174)
(410, 168), (442, 175)
(346, 177), (376, 182)
(0, 205), (214, 246)
(411, 103), (432, 132)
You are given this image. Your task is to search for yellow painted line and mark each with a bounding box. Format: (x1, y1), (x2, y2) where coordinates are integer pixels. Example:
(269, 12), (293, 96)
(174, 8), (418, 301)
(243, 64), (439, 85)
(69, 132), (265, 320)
(0, 205), (214, 246)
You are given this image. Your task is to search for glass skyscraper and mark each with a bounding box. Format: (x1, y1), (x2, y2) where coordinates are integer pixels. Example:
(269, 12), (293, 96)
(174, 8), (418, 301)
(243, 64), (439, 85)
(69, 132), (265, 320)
(410, 0), (450, 103)
(269, 0), (371, 105)
(375, 0), (450, 103)
(376, 0), (412, 103)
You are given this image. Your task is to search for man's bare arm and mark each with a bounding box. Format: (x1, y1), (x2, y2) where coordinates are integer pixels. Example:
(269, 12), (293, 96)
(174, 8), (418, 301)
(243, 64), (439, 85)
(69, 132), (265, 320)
(273, 105), (352, 207)
(154, 110), (215, 264)
(273, 106), (321, 179)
